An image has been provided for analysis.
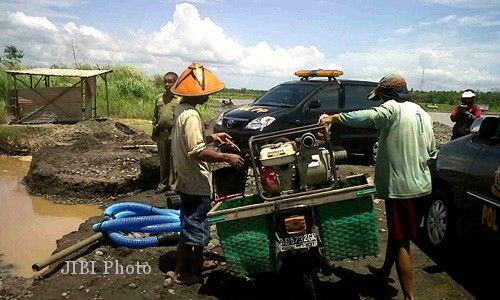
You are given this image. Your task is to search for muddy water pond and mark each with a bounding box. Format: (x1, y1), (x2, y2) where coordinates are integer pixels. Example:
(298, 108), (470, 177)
(0, 155), (101, 277)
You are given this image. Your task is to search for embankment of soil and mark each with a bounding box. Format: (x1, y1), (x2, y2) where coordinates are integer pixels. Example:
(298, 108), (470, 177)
(21, 119), (161, 205)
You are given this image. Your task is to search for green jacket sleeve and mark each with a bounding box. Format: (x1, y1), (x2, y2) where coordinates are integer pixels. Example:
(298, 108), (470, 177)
(338, 101), (396, 129)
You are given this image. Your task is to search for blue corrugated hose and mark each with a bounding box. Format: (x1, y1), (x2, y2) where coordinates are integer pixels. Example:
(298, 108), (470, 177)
(93, 202), (181, 248)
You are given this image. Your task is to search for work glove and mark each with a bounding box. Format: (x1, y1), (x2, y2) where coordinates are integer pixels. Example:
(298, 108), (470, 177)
(464, 111), (474, 120)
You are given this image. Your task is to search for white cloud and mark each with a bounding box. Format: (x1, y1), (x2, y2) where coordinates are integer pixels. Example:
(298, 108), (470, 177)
(394, 26), (414, 34)
(0, 4), (329, 89)
(0, 3), (498, 91)
(239, 42), (325, 77)
(143, 3), (243, 63)
(9, 11), (58, 32)
(141, 3), (328, 80)
(419, 15), (457, 26)
(457, 14), (500, 26)
(334, 40), (499, 91)
(419, 14), (500, 27)
(14, 0), (82, 8)
(63, 22), (110, 41)
(175, 0), (209, 3)
(422, 0), (500, 8)
(0, 0), (82, 20)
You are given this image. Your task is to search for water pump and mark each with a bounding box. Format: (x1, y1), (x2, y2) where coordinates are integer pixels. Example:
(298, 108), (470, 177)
(254, 125), (346, 198)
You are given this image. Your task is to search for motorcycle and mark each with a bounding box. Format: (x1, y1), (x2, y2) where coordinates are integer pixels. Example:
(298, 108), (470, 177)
(221, 99), (235, 107)
(212, 124), (350, 298)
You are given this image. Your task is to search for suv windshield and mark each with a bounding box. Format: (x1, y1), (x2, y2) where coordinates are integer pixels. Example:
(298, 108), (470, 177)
(254, 83), (317, 107)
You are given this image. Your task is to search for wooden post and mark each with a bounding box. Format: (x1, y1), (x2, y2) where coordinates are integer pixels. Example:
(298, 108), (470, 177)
(93, 76), (97, 118)
(83, 78), (89, 120)
(84, 76), (96, 120)
(34, 75), (43, 88)
(80, 78), (84, 120)
(13, 74), (19, 122)
(104, 74), (109, 117)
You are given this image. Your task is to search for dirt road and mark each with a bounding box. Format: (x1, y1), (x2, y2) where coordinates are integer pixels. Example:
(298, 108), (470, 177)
(2, 159), (494, 299)
(3, 174), (492, 300)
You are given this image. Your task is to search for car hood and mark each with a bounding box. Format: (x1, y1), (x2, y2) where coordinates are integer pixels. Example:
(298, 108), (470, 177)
(223, 105), (288, 120)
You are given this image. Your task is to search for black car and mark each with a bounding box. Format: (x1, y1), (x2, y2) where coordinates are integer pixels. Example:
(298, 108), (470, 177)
(214, 73), (382, 161)
(423, 116), (500, 250)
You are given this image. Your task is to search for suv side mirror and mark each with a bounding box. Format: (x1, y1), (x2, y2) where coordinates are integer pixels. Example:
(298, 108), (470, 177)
(470, 117), (483, 134)
(478, 116), (499, 139)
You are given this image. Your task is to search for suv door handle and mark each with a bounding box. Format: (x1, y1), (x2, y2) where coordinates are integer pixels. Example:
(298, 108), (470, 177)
(294, 120), (303, 125)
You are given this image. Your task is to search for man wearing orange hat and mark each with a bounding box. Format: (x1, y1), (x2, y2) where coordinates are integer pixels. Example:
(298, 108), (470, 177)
(170, 62), (244, 285)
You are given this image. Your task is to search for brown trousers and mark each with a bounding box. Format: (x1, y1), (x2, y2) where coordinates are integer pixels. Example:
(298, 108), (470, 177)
(157, 130), (172, 187)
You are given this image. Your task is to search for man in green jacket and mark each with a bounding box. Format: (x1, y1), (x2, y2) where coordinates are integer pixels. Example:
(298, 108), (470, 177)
(320, 74), (436, 300)
(152, 72), (180, 193)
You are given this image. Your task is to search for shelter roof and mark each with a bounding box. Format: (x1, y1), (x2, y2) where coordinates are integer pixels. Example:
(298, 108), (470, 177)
(5, 68), (112, 78)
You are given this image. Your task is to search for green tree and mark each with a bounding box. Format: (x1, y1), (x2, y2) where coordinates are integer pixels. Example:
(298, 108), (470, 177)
(1, 45), (24, 70)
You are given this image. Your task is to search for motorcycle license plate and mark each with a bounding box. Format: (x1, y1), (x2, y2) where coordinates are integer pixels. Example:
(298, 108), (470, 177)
(279, 233), (318, 251)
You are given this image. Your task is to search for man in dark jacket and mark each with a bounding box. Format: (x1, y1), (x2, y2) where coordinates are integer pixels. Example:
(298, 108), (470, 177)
(450, 89), (481, 140)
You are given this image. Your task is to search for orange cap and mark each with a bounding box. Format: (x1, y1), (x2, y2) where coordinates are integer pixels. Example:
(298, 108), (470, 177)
(170, 62), (225, 97)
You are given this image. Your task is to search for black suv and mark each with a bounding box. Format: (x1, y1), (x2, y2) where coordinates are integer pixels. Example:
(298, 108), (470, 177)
(214, 76), (382, 160)
(422, 116), (500, 251)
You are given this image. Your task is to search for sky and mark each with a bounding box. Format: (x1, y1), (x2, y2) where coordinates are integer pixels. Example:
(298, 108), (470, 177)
(0, 0), (499, 91)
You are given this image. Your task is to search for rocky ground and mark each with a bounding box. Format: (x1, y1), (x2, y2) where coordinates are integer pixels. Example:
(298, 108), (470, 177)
(4, 102), (489, 300)
(432, 121), (453, 148)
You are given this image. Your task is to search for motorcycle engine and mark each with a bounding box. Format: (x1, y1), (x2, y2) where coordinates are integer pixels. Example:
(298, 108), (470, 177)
(259, 141), (297, 193)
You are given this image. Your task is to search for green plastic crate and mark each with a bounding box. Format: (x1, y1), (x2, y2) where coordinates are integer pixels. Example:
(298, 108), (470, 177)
(215, 195), (276, 276)
(212, 175), (379, 275)
(316, 195), (379, 262)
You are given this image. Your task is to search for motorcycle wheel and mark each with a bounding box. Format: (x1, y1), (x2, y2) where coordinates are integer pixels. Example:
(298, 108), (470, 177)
(301, 271), (319, 300)
(280, 267), (319, 300)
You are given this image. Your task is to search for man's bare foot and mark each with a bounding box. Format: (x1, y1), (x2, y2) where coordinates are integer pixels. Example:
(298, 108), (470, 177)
(193, 259), (219, 277)
(172, 272), (202, 285)
(202, 259), (218, 271)
(367, 264), (395, 284)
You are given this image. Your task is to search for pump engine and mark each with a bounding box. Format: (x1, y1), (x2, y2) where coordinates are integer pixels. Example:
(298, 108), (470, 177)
(258, 132), (342, 195)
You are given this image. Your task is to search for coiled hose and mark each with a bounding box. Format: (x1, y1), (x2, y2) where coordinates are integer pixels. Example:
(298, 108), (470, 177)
(93, 202), (181, 248)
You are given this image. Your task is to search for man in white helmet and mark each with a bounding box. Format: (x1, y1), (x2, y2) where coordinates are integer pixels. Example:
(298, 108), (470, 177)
(450, 89), (481, 140)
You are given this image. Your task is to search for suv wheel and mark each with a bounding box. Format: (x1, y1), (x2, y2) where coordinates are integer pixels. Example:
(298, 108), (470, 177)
(424, 189), (454, 250)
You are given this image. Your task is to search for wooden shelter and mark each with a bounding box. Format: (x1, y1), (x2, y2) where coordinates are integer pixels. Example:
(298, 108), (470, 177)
(5, 68), (112, 124)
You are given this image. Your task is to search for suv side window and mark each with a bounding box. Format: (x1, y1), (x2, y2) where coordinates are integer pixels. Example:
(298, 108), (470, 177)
(344, 84), (381, 109)
(311, 87), (339, 110)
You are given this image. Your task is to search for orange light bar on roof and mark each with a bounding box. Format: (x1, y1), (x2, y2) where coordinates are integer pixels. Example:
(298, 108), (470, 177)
(294, 69), (343, 78)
